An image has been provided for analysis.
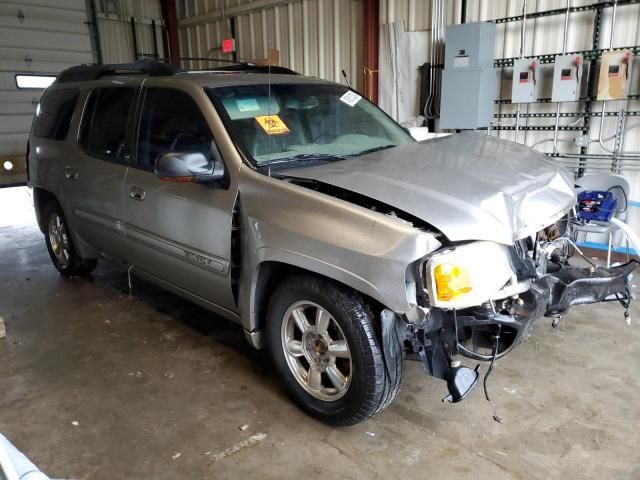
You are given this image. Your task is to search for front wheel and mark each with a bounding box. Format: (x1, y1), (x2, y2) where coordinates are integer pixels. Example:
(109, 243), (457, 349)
(43, 201), (97, 276)
(266, 275), (404, 425)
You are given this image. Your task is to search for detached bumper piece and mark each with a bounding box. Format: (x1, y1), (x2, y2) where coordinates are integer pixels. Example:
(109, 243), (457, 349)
(544, 261), (637, 315)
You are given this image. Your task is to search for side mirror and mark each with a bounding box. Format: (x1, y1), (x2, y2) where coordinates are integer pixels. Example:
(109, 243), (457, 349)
(155, 151), (226, 185)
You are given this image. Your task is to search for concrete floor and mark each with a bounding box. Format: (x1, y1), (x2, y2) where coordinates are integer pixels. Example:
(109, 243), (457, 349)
(1, 186), (640, 480)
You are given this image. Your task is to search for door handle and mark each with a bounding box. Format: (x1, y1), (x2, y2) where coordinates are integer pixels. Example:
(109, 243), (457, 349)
(129, 186), (146, 201)
(64, 166), (78, 180)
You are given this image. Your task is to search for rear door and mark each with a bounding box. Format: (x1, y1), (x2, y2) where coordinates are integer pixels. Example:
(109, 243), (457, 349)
(61, 84), (138, 261)
(123, 85), (237, 311)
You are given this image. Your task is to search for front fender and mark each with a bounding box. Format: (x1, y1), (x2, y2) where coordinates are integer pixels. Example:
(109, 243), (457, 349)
(236, 166), (442, 336)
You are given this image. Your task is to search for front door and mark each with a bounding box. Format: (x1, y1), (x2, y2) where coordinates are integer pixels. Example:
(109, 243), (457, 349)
(123, 86), (237, 311)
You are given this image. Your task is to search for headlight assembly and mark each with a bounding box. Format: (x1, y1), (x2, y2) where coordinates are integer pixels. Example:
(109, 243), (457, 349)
(425, 241), (514, 309)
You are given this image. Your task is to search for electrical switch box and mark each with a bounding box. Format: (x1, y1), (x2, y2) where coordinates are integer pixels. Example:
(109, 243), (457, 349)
(512, 58), (541, 103)
(552, 54), (583, 102)
(441, 68), (497, 129)
(597, 50), (633, 100)
(440, 22), (497, 129)
(444, 22), (496, 70)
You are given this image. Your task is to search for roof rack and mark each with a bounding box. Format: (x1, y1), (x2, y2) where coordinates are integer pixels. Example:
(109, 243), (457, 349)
(212, 64), (299, 75)
(57, 60), (181, 83)
(182, 59), (299, 75)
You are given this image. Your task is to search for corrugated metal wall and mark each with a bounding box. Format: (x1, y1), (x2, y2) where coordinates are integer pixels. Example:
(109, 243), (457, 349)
(177, 0), (363, 90)
(95, 0), (165, 63)
(0, 0), (93, 185)
(177, 0), (242, 71)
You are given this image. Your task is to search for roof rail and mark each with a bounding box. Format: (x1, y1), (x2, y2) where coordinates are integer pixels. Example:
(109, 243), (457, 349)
(57, 60), (181, 83)
(182, 60), (299, 75)
(214, 64), (299, 75)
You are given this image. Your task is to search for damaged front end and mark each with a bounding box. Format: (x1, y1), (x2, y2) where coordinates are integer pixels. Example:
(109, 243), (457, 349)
(389, 222), (638, 405)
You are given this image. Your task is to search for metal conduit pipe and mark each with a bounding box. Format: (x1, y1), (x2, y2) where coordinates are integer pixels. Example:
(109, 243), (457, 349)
(428, 0), (437, 119)
(515, 0), (528, 141)
(424, 0), (437, 119)
(435, 0), (445, 117)
(425, 0), (445, 120)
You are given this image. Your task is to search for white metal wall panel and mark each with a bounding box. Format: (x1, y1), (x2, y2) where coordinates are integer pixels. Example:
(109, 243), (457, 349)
(95, 0), (165, 63)
(0, 0), (92, 178)
(97, 0), (162, 19)
(177, 0), (363, 90)
(177, 0), (236, 70)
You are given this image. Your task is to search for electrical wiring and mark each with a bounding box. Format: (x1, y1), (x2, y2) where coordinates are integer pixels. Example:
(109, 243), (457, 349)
(483, 324), (503, 424)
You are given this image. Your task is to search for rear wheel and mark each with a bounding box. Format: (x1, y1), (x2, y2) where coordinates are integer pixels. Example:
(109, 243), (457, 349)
(43, 201), (97, 276)
(266, 275), (404, 425)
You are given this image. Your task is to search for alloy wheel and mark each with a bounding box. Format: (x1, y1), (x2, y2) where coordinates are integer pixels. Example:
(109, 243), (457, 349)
(280, 301), (352, 401)
(48, 213), (70, 267)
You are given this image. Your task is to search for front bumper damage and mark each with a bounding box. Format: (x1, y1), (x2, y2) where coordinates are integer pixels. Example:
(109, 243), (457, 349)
(385, 260), (638, 404)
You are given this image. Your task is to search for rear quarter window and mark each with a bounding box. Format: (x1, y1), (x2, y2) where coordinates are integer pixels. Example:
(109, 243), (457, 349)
(32, 88), (80, 141)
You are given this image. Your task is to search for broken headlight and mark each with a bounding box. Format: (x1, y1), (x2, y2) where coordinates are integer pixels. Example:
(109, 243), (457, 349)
(425, 241), (515, 309)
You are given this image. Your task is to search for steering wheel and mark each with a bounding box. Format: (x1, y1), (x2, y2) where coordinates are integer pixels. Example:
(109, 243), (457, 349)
(170, 133), (205, 151)
(313, 132), (338, 145)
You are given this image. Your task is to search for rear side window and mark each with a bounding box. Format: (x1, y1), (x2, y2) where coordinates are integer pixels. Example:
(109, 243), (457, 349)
(32, 89), (79, 140)
(79, 87), (137, 163)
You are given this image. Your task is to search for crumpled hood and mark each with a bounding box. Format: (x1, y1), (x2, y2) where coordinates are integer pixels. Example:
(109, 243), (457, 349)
(284, 132), (576, 245)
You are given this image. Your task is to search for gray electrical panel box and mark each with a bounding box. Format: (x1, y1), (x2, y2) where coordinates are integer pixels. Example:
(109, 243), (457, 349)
(440, 22), (497, 130)
(512, 58), (541, 103)
(552, 54), (582, 102)
(444, 22), (496, 70)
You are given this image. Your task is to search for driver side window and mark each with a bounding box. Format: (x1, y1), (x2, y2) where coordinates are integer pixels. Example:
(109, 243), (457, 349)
(137, 88), (214, 171)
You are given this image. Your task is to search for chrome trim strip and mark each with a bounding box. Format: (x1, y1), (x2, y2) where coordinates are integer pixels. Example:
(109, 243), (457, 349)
(74, 209), (125, 233)
(125, 225), (229, 275)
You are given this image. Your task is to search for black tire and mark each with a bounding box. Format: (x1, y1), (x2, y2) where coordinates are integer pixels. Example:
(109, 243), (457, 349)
(266, 274), (404, 426)
(43, 200), (97, 276)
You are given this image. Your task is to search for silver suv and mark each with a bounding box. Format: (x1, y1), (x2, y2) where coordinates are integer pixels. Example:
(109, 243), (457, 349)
(28, 61), (636, 425)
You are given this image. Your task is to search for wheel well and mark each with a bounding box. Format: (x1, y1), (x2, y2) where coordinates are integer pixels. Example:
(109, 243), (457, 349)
(32, 187), (58, 233)
(253, 261), (385, 335)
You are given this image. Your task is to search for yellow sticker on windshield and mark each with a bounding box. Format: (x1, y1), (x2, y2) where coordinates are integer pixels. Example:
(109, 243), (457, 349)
(255, 114), (290, 135)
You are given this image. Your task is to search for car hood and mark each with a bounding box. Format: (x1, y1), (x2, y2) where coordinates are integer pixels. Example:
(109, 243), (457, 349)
(284, 132), (576, 245)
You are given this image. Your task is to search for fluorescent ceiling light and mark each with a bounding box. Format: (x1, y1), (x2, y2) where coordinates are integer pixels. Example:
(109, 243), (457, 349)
(15, 74), (56, 89)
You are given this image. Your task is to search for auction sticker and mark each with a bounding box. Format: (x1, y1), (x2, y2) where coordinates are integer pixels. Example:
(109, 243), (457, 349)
(236, 98), (260, 112)
(255, 114), (290, 135)
(339, 90), (361, 107)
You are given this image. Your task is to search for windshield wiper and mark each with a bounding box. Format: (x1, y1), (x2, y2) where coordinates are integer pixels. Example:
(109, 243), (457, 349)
(256, 153), (348, 173)
(286, 153), (349, 162)
(349, 144), (397, 157)
(261, 153), (348, 167)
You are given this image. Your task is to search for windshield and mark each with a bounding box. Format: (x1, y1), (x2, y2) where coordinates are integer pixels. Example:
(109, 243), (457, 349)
(206, 83), (414, 168)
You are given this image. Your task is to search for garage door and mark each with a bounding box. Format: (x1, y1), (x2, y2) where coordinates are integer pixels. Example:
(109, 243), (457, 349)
(0, 0), (93, 187)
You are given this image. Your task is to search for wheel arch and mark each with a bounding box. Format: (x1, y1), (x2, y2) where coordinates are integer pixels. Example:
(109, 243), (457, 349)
(247, 259), (388, 349)
(32, 186), (99, 260)
(32, 187), (59, 234)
